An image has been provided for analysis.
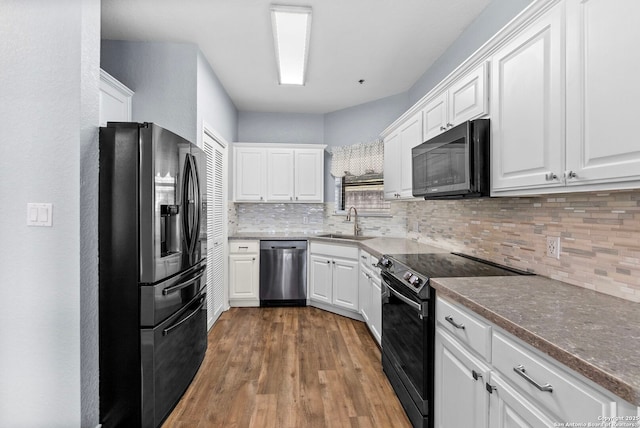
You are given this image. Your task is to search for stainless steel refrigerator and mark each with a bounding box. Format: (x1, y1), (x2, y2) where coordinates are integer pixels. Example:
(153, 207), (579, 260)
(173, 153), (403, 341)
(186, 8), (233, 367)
(99, 122), (207, 428)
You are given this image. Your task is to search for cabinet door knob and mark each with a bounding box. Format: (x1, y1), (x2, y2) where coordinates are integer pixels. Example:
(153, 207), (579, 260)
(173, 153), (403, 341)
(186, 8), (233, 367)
(295, 196), (298, 200)
(260, 196), (263, 200)
(446, 122), (453, 128)
(565, 170), (578, 179)
(440, 126), (447, 131)
(472, 370), (483, 381)
(290, 196), (293, 200)
(545, 172), (558, 181)
(326, 260), (330, 264)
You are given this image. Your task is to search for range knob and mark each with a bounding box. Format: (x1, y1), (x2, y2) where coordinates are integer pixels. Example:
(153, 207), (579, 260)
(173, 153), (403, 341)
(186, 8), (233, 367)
(379, 257), (393, 269)
(408, 275), (423, 288)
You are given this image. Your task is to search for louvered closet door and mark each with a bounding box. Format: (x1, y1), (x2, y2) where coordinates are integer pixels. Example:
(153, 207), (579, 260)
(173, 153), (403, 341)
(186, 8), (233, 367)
(204, 131), (228, 330)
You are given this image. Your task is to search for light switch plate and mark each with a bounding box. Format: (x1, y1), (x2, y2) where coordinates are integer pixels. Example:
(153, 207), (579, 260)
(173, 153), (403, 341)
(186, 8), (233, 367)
(27, 203), (53, 227)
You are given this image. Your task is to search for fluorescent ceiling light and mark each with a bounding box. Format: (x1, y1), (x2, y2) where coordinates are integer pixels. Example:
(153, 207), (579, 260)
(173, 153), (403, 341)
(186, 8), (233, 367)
(270, 5), (312, 86)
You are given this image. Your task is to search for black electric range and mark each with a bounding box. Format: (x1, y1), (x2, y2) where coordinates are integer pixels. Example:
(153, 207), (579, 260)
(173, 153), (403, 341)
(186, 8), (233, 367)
(378, 252), (532, 428)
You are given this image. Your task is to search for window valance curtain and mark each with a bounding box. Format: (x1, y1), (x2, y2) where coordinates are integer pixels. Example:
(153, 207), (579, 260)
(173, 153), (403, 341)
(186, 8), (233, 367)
(329, 140), (384, 178)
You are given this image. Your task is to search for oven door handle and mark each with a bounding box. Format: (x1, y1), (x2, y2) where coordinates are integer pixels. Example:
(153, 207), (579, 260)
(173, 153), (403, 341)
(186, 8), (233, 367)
(384, 279), (423, 313)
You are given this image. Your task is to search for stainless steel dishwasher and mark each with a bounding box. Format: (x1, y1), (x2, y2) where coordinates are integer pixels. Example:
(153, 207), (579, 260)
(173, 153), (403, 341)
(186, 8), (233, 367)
(259, 240), (307, 307)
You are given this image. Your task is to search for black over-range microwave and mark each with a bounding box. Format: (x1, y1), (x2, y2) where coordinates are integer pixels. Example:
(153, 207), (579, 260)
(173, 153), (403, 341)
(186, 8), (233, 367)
(412, 119), (490, 199)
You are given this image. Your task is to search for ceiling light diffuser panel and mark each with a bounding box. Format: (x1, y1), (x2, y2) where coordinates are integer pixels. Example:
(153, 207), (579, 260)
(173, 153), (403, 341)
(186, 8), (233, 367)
(270, 5), (312, 86)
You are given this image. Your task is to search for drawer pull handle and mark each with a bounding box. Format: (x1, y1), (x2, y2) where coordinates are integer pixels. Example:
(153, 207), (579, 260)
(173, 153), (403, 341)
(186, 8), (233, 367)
(513, 365), (553, 393)
(445, 315), (465, 330)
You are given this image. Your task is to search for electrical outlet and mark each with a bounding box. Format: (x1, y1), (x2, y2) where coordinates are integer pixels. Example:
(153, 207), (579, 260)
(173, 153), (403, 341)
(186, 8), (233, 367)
(546, 236), (560, 259)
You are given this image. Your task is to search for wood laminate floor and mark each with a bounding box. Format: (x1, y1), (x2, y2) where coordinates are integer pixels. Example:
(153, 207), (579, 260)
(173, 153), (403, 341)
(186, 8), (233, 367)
(163, 307), (411, 428)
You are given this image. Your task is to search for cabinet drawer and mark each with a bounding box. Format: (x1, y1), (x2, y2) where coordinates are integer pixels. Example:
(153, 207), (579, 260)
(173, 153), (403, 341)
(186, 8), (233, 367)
(436, 297), (491, 361)
(229, 240), (259, 253)
(310, 241), (358, 259)
(492, 332), (615, 423)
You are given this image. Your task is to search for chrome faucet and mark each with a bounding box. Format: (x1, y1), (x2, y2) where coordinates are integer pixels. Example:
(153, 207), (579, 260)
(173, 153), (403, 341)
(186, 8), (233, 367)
(346, 206), (361, 236)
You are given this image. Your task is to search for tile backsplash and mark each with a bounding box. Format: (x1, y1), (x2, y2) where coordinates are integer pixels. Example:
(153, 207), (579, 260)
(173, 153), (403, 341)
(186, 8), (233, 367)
(405, 190), (640, 302)
(230, 190), (640, 302)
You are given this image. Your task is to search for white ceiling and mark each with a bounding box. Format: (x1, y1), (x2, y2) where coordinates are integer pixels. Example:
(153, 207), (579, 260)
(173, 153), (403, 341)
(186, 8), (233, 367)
(101, 0), (491, 114)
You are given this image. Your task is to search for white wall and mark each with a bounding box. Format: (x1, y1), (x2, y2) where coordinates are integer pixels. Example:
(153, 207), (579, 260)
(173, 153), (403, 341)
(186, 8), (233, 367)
(0, 0), (100, 426)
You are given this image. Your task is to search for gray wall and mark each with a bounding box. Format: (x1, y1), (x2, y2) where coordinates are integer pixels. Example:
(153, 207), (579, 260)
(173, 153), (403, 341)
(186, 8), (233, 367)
(324, 92), (409, 147)
(101, 40), (199, 144)
(197, 51), (238, 145)
(408, 0), (533, 105)
(238, 111), (324, 144)
(0, 0), (100, 426)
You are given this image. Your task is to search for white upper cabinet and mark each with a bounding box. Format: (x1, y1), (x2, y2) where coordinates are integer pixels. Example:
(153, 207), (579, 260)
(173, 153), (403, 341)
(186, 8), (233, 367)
(234, 144), (325, 202)
(565, 0), (640, 189)
(449, 64), (489, 127)
(490, 2), (565, 193)
(99, 69), (133, 126)
(294, 149), (324, 202)
(266, 148), (295, 201)
(423, 63), (489, 142)
(234, 147), (267, 202)
(384, 111), (423, 200)
(492, 0), (640, 196)
(423, 92), (448, 142)
(383, 131), (401, 199)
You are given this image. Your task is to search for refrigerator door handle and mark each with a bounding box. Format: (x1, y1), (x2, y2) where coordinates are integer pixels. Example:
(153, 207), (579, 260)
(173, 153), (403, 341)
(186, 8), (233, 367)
(181, 154), (195, 253)
(162, 294), (206, 336)
(188, 154), (201, 256)
(162, 267), (205, 296)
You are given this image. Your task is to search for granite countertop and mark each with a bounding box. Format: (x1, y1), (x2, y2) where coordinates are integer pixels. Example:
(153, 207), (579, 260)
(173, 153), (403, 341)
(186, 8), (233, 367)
(431, 275), (640, 406)
(229, 233), (449, 258)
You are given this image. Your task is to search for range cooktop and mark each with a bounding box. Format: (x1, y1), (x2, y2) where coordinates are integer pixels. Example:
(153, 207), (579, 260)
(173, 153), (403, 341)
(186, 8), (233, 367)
(390, 252), (530, 278)
(378, 252), (533, 299)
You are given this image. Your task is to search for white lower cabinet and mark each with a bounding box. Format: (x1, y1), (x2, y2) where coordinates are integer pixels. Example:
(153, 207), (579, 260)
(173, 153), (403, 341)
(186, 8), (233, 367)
(369, 274), (382, 344)
(435, 329), (490, 428)
(488, 373), (555, 428)
(309, 242), (359, 317)
(228, 241), (259, 307)
(359, 250), (382, 345)
(358, 268), (371, 323)
(436, 296), (630, 427)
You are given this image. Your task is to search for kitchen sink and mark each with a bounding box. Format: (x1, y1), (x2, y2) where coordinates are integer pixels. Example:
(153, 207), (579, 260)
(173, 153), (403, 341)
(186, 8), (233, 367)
(317, 234), (373, 241)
